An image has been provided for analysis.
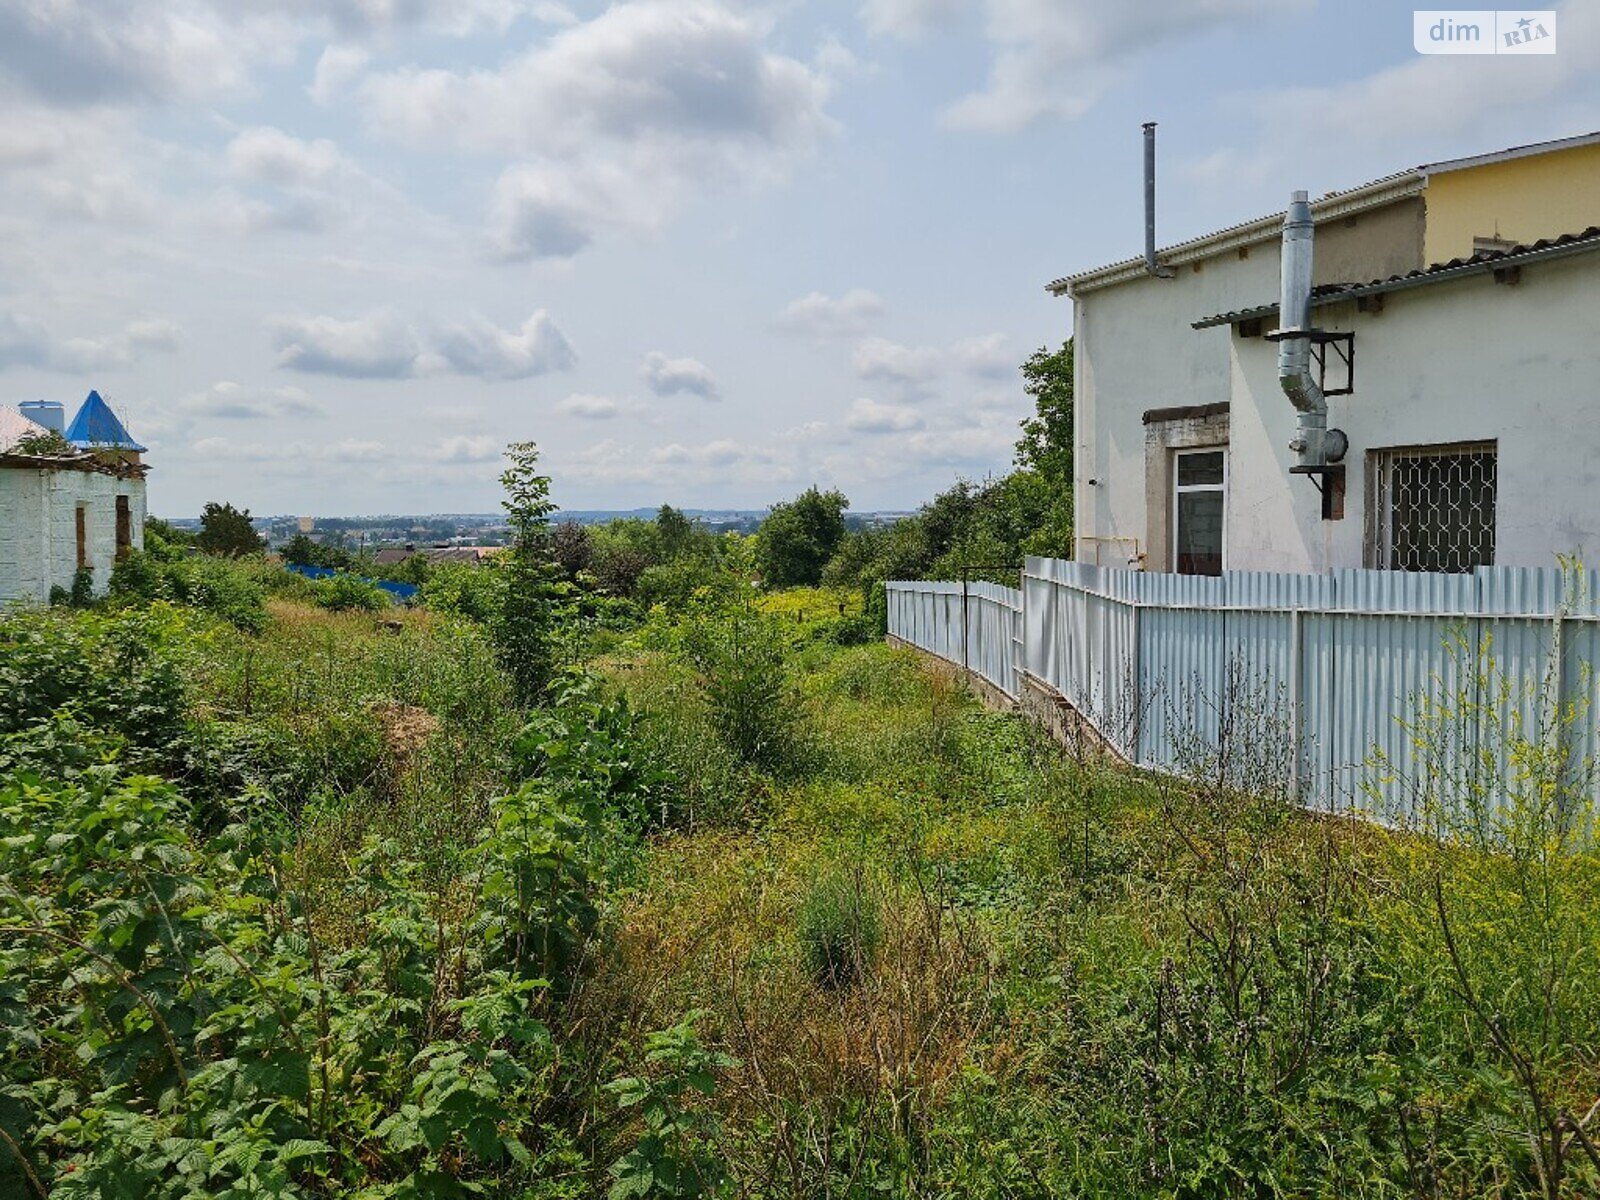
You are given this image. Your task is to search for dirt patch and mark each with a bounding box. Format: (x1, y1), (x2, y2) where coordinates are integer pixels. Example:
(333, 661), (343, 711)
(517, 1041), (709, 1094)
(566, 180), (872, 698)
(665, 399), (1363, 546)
(372, 702), (440, 764)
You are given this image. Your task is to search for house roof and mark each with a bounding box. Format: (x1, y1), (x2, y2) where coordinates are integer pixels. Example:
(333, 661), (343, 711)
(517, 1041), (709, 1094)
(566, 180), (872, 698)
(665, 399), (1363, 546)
(1049, 130), (1600, 297)
(65, 390), (146, 451)
(1190, 225), (1600, 329)
(0, 407), (48, 453)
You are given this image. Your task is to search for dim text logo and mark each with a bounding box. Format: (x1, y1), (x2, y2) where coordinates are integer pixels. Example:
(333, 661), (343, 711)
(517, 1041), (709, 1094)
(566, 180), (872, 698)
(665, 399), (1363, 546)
(1414, 10), (1556, 53)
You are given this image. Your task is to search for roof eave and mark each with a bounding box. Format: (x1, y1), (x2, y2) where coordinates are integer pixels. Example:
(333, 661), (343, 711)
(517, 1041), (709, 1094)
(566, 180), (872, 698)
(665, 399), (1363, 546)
(1048, 172), (1424, 298)
(1190, 232), (1600, 329)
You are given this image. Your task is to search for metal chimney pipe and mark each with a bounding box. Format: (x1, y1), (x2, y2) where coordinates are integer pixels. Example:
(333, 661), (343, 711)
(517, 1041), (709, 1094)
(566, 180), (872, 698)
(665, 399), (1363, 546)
(1277, 190), (1327, 471)
(1142, 122), (1173, 279)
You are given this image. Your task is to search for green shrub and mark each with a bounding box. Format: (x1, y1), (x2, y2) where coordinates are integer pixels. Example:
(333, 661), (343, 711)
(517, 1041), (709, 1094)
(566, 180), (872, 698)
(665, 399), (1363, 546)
(108, 547), (166, 600)
(681, 601), (807, 777)
(796, 867), (881, 989)
(162, 555), (268, 632)
(311, 572), (389, 612)
(422, 561), (507, 622)
(0, 605), (189, 771)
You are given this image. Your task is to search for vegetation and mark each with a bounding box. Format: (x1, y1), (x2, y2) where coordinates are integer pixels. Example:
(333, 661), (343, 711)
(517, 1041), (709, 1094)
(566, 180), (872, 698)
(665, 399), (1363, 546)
(6, 347), (1599, 1197)
(196, 501), (266, 557)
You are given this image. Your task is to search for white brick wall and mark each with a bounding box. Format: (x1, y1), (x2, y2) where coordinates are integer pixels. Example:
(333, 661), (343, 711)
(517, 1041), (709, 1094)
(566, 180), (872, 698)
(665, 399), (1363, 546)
(0, 466), (146, 603)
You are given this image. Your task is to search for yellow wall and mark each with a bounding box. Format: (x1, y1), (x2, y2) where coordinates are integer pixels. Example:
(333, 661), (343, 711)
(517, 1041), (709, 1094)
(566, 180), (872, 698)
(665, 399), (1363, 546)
(1424, 142), (1600, 263)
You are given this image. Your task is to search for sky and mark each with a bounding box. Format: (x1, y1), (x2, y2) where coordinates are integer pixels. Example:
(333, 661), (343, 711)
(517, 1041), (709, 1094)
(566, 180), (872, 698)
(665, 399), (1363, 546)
(1, 0), (1595, 518)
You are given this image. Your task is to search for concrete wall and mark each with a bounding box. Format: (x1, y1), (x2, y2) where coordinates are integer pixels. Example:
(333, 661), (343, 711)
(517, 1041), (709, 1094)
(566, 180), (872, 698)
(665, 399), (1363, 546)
(1425, 142), (1600, 263)
(1221, 249), (1600, 572)
(0, 467), (146, 603)
(1073, 246), (1279, 568)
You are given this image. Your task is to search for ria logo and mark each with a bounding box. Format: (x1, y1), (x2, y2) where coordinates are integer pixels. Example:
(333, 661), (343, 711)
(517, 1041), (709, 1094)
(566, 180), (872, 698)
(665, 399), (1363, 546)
(1413, 10), (1557, 54)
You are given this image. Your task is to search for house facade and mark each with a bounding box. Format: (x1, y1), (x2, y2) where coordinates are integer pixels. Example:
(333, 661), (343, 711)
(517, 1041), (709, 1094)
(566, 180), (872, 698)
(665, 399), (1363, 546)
(0, 392), (148, 603)
(1054, 131), (1600, 575)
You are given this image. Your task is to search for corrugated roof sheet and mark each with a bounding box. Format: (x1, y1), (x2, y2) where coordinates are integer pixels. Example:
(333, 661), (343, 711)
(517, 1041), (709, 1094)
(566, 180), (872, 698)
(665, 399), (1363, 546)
(1191, 225), (1600, 329)
(64, 389), (146, 451)
(0, 407), (48, 453)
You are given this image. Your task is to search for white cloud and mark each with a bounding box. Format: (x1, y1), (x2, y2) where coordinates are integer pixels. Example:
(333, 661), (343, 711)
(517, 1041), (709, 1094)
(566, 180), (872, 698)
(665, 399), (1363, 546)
(360, 0), (835, 258)
(0, 3), (285, 106)
(227, 127), (349, 188)
(852, 336), (944, 386)
(860, 0), (969, 38)
(179, 381), (323, 420)
(1241, 1), (1599, 155)
(0, 312), (180, 373)
(851, 331), (1015, 392)
(265, 310), (576, 379)
(266, 311), (423, 378)
(861, 0), (1301, 133)
(310, 44), (370, 104)
(435, 311), (577, 380)
(433, 434), (500, 463)
(557, 434), (790, 488)
(641, 351), (720, 399)
(774, 288), (885, 337)
(845, 397), (924, 433)
(559, 393), (624, 418)
(949, 332), (1012, 379)
(189, 435), (391, 464)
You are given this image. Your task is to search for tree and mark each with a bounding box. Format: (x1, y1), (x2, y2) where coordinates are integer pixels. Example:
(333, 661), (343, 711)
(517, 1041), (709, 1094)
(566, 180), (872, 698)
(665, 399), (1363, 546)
(195, 502), (263, 557)
(495, 442), (564, 705)
(655, 505), (694, 560)
(756, 487), (849, 588)
(1016, 339), (1074, 485)
(552, 521), (593, 578)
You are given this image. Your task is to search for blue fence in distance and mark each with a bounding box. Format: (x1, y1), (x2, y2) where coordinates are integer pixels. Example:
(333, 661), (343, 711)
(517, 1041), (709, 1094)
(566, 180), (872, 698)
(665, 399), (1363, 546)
(285, 563), (419, 603)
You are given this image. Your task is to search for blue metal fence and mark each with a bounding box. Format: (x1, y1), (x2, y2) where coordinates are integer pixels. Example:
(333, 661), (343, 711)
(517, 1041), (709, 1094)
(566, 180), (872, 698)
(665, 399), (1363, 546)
(888, 559), (1600, 819)
(285, 563), (419, 602)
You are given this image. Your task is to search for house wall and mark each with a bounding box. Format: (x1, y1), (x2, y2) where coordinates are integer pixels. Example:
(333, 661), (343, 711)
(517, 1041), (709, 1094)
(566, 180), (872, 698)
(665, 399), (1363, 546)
(1424, 143), (1600, 263)
(1073, 247), (1278, 568)
(1224, 249), (1600, 572)
(1071, 198), (1429, 568)
(0, 467), (146, 603)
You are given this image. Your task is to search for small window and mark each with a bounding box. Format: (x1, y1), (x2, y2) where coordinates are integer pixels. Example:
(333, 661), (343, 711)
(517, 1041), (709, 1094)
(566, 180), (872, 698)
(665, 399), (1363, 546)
(116, 495), (132, 560)
(1373, 442), (1496, 573)
(1173, 449), (1226, 576)
(75, 504), (88, 569)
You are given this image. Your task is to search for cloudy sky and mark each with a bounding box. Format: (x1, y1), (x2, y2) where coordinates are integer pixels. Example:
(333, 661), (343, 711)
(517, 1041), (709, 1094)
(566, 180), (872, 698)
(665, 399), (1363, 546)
(1, 0), (1594, 516)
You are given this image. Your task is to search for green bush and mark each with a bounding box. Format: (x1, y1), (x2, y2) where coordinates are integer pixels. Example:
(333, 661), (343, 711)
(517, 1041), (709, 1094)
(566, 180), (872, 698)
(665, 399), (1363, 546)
(161, 555), (268, 632)
(0, 605), (190, 771)
(422, 561), (506, 622)
(681, 601), (807, 777)
(796, 867), (881, 990)
(311, 572), (389, 612)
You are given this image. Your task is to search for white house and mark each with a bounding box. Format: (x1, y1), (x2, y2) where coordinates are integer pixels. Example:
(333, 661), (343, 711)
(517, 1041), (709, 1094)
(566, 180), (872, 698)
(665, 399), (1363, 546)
(1053, 131), (1600, 576)
(0, 391), (149, 603)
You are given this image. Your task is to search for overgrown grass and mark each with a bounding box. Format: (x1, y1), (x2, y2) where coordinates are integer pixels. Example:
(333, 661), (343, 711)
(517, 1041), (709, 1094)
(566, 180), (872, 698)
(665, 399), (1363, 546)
(592, 627), (1600, 1198)
(6, 572), (1600, 1198)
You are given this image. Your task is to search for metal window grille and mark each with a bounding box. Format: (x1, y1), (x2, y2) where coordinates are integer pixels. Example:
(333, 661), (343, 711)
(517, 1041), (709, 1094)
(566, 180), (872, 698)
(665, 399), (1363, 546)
(1374, 443), (1496, 573)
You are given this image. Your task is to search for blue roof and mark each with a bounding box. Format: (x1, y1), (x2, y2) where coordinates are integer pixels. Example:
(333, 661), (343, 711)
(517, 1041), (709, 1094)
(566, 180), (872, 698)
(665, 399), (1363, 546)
(65, 390), (146, 452)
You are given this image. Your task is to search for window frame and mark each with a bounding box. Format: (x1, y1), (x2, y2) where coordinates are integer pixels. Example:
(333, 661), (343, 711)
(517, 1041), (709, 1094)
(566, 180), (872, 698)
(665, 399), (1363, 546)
(1368, 440), (1498, 573)
(1171, 446), (1227, 576)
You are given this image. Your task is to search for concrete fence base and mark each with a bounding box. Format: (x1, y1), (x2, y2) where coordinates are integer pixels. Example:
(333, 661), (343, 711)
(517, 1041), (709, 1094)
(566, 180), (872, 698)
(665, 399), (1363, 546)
(886, 635), (1132, 765)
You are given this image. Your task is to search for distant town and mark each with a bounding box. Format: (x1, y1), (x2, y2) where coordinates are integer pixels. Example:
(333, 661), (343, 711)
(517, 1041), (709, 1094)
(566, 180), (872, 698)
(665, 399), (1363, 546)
(155, 508), (917, 553)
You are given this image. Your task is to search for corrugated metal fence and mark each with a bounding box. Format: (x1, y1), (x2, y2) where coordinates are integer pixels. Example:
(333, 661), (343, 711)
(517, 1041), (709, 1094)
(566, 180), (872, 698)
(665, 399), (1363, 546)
(888, 558), (1600, 818)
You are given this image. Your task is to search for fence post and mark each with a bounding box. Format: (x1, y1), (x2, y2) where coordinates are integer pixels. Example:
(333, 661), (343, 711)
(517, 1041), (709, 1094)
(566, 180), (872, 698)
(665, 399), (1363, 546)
(1130, 598), (1142, 764)
(1289, 606), (1304, 803)
(961, 569), (970, 674)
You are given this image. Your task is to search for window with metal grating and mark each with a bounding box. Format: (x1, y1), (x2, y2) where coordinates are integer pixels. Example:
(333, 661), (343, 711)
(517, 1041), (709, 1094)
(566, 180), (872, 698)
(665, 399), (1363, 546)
(1372, 442), (1497, 573)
